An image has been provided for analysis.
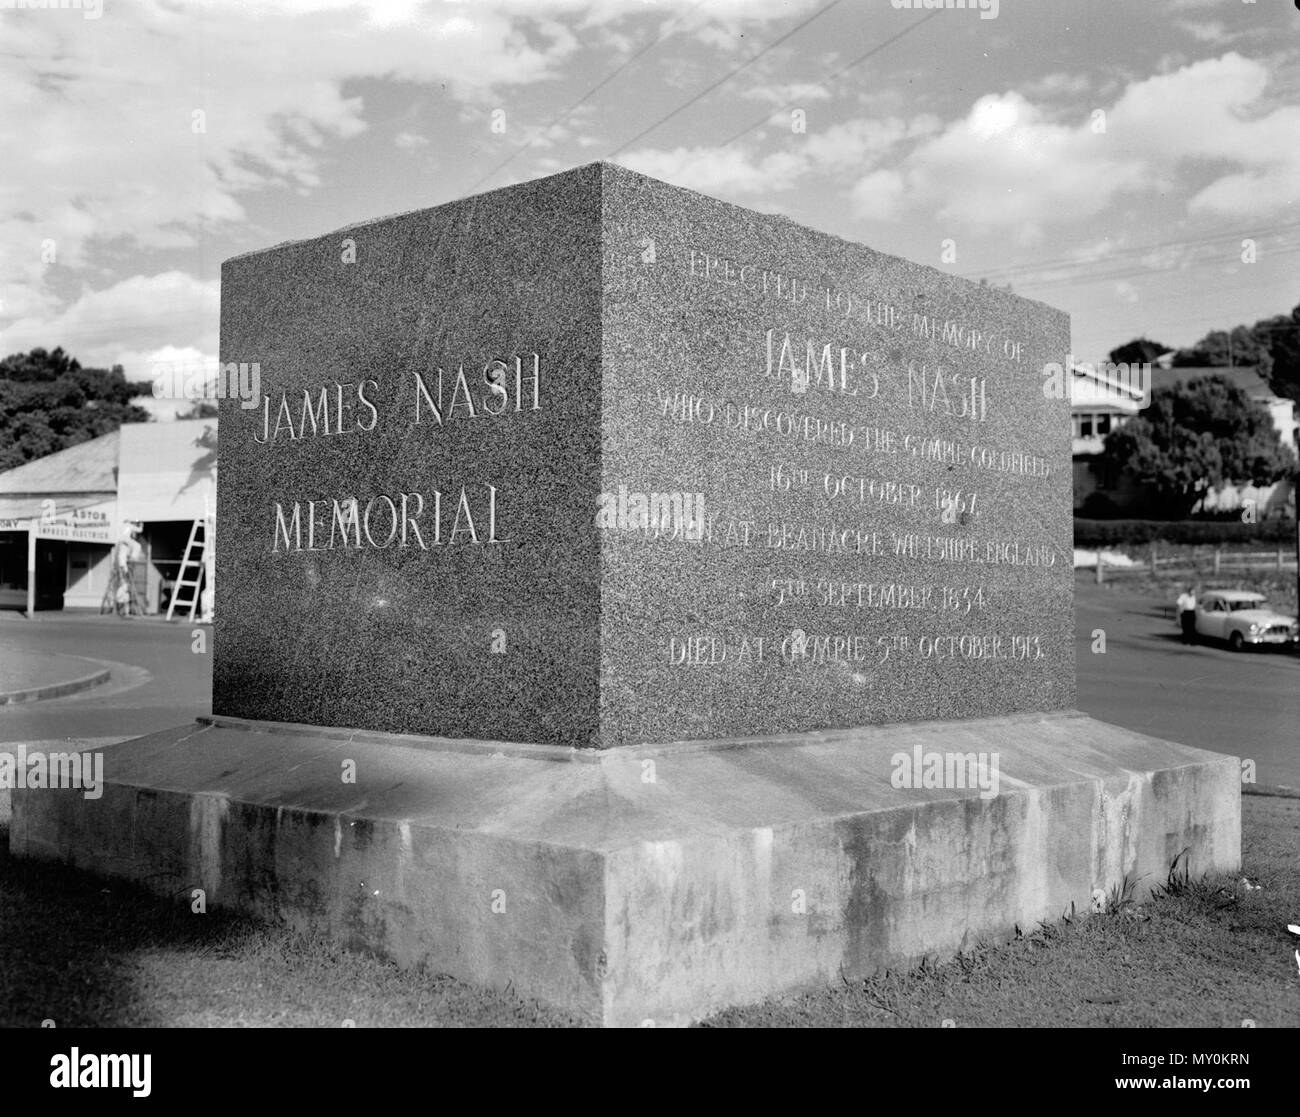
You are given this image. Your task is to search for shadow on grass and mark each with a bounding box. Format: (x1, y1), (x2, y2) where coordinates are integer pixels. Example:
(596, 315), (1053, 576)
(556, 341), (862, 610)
(0, 824), (585, 1028)
(0, 824), (261, 1027)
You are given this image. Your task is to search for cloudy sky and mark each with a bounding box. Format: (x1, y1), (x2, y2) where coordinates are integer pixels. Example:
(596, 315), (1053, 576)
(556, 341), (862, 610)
(2, 0), (1297, 414)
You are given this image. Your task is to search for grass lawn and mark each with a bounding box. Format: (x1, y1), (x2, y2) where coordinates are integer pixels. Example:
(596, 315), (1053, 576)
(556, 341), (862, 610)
(3, 794), (1297, 1028)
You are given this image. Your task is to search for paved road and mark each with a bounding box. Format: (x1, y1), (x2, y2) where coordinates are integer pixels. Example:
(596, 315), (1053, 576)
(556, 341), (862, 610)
(0, 613), (210, 743)
(1075, 579), (1300, 791)
(1, 590), (1295, 789)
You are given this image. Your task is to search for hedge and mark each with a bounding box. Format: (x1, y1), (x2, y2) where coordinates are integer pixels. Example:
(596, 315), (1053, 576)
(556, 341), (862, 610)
(1074, 518), (1298, 546)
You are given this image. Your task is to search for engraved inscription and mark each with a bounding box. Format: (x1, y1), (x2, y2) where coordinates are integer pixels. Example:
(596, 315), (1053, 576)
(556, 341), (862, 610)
(254, 381), (379, 444)
(414, 353), (541, 426)
(270, 485), (509, 552)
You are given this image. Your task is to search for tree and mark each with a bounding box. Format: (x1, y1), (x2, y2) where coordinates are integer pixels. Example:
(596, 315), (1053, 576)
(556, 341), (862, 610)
(1155, 299), (1300, 405)
(1253, 301), (1300, 406)
(0, 347), (153, 471)
(1107, 337), (1168, 367)
(1098, 375), (1296, 519)
(1172, 325), (1273, 377)
(177, 399), (219, 419)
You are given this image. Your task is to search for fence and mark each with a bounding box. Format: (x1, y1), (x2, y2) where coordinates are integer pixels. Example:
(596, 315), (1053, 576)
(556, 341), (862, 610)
(1091, 544), (1297, 585)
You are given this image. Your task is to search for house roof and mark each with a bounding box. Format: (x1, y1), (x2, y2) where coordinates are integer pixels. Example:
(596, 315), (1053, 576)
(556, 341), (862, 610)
(1150, 365), (1274, 399)
(0, 429), (119, 496)
(0, 419), (218, 526)
(1071, 377), (1143, 412)
(1070, 362), (1146, 399)
(1070, 360), (1147, 414)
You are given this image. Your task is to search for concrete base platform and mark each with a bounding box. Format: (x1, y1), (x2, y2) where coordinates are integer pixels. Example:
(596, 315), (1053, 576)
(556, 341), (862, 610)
(8, 711), (1240, 1026)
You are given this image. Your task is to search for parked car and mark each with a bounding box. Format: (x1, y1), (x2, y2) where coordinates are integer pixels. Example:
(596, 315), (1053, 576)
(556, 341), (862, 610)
(1193, 590), (1299, 651)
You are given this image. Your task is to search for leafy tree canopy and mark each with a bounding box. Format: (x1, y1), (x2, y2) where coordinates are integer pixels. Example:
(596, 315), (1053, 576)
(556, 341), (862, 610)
(1099, 375), (1296, 519)
(1172, 324), (1273, 378)
(177, 399), (219, 420)
(1106, 337), (1169, 366)
(1252, 302), (1300, 406)
(0, 347), (153, 472)
(1112, 299), (1300, 405)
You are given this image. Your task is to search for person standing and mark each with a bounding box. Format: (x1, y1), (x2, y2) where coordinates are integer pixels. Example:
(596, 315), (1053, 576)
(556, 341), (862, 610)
(1176, 586), (1197, 645)
(114, 577), (131, 618)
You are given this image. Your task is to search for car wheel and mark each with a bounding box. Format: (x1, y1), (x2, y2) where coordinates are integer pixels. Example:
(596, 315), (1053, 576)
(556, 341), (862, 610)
(1229, 630), (1244, 651)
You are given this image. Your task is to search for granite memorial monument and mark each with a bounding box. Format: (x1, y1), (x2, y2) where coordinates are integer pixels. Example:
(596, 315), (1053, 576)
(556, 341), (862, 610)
(11, 163), (1240, 1026)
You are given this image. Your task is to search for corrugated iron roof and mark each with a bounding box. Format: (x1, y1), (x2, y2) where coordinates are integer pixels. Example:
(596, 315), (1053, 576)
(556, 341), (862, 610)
(0, 420), (219, 524)
(0, 429), (120, 496)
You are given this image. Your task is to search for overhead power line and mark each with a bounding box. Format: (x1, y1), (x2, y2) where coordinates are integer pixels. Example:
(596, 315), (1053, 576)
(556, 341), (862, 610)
(467, 0), (714, 194)
(1014, 241), (1300, 293)
(605, 0), (844, 159)
(962, 220), (1300, 285)
(714, 8), (945, 150)
(1075, 306), (1300, 341)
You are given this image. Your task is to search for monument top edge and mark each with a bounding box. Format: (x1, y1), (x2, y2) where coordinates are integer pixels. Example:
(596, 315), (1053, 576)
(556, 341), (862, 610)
(220, 160), (618, 265)
(217, 160), (1069, 320)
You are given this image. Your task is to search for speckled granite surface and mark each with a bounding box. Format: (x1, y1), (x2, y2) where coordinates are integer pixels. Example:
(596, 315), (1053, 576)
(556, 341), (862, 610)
(597, 164), (1073, 745)
(215, 164), (604, 745)
(216, 162), (1072, 747)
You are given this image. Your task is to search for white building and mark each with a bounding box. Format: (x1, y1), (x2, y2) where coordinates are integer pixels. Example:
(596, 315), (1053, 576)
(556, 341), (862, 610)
(0, 419), (216, 613)
(1071, 359), (1297, 519)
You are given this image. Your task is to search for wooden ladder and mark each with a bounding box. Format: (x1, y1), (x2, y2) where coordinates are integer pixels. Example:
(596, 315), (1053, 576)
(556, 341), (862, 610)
(167, 518), (207, 622)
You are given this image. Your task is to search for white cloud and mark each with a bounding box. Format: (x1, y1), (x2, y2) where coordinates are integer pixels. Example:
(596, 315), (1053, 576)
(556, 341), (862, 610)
(620, 145), (806, 195)
(1176, 20), (1232, 44)
(742, 81), (832, 106)
(849, 170), (907, 222)
(838, 52), (1299, 240)
(2, 273), (218, 379)
(4, 0), (1295, 386)
(615, 52), (1300, 247)
(0, 0), (828, 362)
(622, 117), (926, 200)
(852, 91), (1144, 243)
(1107, 53), (1300, 217)
(1112, 280), (1140, 304)
(1020, 72), (1092, 99)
